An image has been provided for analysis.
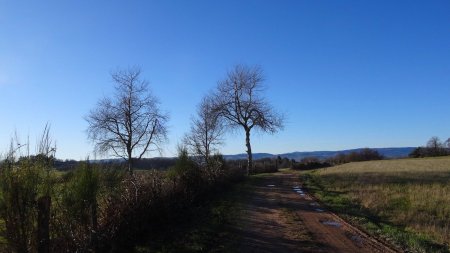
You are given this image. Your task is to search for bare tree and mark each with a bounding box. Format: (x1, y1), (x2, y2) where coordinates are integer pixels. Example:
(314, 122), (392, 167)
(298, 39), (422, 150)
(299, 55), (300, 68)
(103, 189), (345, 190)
(427, 136), (442, 149)
(426, 136), (444, 156)
(86, 67), (168, 174)
(184, 95), (224, 178)
(212, 64), (284, 175)
(445, 138), (450, 149)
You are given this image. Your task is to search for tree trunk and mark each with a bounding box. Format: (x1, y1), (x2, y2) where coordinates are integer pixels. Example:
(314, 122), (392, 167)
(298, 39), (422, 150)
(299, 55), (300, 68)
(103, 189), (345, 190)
(127, 151), (133, 175)
(245, 129), (252, 175)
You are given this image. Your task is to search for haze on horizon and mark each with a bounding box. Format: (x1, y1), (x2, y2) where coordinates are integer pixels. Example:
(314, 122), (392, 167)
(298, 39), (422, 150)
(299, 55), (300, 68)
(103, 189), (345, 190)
(1, 1), (449, 160)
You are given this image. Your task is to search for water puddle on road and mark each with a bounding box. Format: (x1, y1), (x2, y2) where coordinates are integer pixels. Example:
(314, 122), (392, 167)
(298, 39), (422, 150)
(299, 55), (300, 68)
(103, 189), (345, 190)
(350, 235), (363, 246)
(321, 220), (342, 227)
(309, 202), (320, 206)
(315, 208), (324, 212)
(267, 184), (276, 187)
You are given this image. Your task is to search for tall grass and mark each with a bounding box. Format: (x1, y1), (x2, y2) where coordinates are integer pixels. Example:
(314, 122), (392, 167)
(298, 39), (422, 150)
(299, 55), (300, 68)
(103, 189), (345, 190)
(305, 156), (450, 252)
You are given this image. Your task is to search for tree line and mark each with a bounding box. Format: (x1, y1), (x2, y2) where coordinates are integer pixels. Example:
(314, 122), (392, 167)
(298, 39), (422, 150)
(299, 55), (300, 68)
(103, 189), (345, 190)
(291, 148), (384, 170)
(409, 136), (450, 158)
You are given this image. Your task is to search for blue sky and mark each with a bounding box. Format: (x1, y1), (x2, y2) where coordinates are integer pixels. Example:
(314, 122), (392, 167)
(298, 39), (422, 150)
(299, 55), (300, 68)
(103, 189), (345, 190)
(1, 0), (449, 160)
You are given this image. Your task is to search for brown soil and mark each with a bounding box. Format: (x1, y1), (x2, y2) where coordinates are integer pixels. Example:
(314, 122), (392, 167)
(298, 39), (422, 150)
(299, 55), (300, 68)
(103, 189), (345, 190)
(233, 171), (400, 253)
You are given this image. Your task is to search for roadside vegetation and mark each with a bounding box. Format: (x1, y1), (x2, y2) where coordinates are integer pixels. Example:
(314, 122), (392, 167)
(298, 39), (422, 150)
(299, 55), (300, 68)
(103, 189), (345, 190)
(302, 156), (450, 253)
(0, 143), (245, 252)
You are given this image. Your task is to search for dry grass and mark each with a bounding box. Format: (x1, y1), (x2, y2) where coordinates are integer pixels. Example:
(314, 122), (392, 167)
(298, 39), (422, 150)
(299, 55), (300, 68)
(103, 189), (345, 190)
(310, 156), (450, 248)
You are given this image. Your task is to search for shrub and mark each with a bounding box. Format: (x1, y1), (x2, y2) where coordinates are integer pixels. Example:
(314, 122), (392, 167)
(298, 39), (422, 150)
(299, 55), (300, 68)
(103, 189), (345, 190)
(0, 160), (40, 252)
(0, 155), (55, 253)
(53, 162), (100, 251)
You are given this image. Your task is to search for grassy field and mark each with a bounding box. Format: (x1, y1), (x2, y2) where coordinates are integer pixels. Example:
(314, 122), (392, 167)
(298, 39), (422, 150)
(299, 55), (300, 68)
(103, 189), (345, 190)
(303, 156), (450, 253)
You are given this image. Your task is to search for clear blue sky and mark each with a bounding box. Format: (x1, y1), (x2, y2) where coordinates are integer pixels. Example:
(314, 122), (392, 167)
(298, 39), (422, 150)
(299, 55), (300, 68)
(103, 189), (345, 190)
(1, 0), (449, 160)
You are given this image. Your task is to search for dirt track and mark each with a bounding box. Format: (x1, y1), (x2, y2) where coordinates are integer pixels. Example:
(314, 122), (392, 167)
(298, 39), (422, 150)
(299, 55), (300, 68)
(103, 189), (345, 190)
(234, 171), (399, 253)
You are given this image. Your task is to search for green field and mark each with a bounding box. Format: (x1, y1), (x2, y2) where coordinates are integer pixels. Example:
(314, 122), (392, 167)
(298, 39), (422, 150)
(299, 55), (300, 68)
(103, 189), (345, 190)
(303, 156), (450, 253)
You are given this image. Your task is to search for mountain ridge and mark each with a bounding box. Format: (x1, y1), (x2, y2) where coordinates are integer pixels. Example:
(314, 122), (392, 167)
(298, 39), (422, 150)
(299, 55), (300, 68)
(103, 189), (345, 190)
(223, 147), (416, 161)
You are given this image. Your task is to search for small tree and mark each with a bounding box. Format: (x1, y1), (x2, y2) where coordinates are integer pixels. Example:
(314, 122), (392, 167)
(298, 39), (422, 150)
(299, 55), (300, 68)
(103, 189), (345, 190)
(86, 67), (168, 174)
(184, 95), (224, 169)
(213, 65), (284, 175)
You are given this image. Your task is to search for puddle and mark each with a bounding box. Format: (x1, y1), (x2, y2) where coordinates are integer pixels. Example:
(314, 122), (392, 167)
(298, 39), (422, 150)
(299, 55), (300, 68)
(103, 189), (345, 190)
(300, 193), (305, 196)
(350, 235), (363, 245)
(267, 184), (276, 187)
(296, 190), (303, 193)
(315, 208), (324, 212)
(321, 220), (341, 227)
(309, 202), (320, 206)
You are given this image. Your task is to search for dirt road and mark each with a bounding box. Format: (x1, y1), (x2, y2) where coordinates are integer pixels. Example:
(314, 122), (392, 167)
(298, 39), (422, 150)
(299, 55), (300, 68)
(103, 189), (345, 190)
(234, 171), (399, 253)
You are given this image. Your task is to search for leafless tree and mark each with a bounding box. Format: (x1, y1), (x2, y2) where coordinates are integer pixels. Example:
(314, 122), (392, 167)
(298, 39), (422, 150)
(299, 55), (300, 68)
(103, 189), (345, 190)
(212, 64), (284, 175)
(445, 138), (450, 149)
(426, 136), (444, 156)
(427, 136), (442, 150)
(85, 67), (168, 174)
(184, 95), (224, 178)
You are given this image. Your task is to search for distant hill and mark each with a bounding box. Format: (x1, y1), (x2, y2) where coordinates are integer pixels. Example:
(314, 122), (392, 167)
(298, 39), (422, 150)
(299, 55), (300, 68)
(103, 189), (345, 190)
(223, 147), (416, 161)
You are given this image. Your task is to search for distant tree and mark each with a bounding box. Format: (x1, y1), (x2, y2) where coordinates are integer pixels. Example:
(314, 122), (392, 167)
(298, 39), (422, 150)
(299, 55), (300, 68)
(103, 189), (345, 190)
(184, 95), (224, 176)
(300, 156), (319, 164)
(326, 148), (383, 165)
(427, 136), (442, 150)
(409, 147), (426, 158)
(328, 153), (349, 165)
(85, 67), (168, 174)
(291, 156), (330, 170)
(426, 136), (445, 156)
(212, 65), (284, 175)
(445, 138), (450, 149)
(358, 148), (384, 161)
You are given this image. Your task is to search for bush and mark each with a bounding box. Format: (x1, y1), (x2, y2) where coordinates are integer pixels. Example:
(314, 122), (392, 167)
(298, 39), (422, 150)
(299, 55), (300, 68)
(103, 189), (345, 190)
(0, 156), (54, 253)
